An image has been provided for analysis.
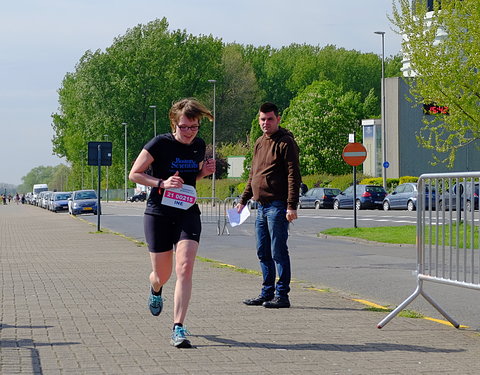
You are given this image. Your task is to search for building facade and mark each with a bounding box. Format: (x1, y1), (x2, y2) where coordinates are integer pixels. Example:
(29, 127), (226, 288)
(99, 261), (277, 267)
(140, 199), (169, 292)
(363, 77), (480, 178)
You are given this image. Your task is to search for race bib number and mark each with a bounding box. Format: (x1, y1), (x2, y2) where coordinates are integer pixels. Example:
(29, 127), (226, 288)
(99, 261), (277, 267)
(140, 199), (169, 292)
(161, 184), (197, 210)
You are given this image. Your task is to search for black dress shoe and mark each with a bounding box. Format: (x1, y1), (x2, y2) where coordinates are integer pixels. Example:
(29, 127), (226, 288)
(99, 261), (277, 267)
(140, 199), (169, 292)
(243, 295), (274, 306)
(263, 297), (290, 308)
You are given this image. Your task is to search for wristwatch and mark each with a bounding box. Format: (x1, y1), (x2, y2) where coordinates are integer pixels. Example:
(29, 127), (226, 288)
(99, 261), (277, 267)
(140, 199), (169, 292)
(157, 179), (163, 188)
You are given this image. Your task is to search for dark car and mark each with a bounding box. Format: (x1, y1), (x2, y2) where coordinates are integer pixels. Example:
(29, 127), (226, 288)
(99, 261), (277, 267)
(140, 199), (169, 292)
(128, 191), (147, 202)
(438, 182), (479, 211)
(333, 184), (387, 210)
(298, 187), (341, 209)
(382, 183), (436, 211)
(68, 189), (98, 215)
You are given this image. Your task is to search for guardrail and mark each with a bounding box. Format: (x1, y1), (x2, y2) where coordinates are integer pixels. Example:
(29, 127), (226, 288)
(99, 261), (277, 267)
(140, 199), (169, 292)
(378, 171), (480, 329)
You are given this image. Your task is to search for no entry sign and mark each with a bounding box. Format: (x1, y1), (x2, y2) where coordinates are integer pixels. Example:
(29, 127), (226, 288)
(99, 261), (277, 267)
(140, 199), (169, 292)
(342, 142), (367, 166)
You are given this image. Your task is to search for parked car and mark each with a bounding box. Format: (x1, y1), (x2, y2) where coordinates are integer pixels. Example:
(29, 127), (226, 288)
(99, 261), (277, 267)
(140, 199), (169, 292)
(382, 183), (436, 211)
(438, 182), (479, 211)
(43, 192), (54, 209)
(128, 191), (147, 202)
(68, 190), (98, 215)
(49, 192), (72, 212)
(37, 191), (52, 208)
(298, 187), (341, 209)
(333, 185), (387, 210)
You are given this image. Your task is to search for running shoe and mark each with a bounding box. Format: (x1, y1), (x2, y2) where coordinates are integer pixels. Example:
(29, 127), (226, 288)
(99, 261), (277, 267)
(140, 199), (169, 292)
(148, 289), (163, 316)
(171, 326), (192, 348)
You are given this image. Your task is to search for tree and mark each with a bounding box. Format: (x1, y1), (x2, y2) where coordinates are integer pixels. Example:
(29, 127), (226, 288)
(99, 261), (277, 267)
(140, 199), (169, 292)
(18, 166), (56, 193)
(391, 0), (480, 166)
(213, 44), (262, 144)
(282, 80), (364, 175)
(52, 18), (223, 189)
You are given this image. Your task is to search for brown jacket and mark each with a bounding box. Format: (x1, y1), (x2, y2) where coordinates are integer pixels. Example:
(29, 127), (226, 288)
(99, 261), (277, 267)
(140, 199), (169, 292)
(241, 127), (301, 210)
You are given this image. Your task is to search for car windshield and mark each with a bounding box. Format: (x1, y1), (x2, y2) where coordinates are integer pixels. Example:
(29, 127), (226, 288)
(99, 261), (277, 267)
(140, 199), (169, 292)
(55, 194), (71, 200)
(75, 191), (96, 199)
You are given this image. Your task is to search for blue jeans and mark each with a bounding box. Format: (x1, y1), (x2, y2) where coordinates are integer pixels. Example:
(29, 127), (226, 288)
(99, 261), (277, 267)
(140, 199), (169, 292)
(255, 201), (291, 298)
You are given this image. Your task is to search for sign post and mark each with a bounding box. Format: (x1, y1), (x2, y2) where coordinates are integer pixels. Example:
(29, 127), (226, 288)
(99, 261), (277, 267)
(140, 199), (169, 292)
(342, 140), (367, 228)
(88, 142), (112, 232)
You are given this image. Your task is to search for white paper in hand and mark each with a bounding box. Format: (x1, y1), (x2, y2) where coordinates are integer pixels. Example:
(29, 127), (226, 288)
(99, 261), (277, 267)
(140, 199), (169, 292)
(226, 206), (250, 227)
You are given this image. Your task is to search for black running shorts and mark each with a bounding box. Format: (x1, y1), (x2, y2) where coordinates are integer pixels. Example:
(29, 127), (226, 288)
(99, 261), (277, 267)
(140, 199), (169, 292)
(143, 213), (201, 253)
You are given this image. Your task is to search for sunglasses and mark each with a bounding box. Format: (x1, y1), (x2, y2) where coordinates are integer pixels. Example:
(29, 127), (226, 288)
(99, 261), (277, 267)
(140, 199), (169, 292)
(177, 125), (200, 131)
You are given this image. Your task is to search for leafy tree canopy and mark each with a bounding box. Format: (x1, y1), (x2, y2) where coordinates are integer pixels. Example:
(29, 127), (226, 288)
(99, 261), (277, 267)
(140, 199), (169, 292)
(391, 0), (480, 166)
(282, 80), (366, 175)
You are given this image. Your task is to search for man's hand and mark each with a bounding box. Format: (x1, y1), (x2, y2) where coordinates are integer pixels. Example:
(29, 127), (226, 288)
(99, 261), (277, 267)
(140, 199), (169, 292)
(235, 203), (245, 214)
(286, 209), (297, 222)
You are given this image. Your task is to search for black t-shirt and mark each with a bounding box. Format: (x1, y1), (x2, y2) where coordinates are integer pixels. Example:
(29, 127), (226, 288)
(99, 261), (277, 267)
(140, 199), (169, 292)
(143, 133), (205, 216)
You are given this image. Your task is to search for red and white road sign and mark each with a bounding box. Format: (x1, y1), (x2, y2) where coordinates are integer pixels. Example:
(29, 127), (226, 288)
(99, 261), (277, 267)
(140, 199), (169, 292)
(342, 142), (367, 166)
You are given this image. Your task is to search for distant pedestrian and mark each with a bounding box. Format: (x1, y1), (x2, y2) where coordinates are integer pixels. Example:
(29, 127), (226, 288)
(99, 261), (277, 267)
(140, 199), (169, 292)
(129, 98), (215, 348)
(14, 193), (20, 204)
(1, 194), (6, 205)
(21, 194), (25, 204)
(300, 182), (308, 196)
(237, 102), (301, 309)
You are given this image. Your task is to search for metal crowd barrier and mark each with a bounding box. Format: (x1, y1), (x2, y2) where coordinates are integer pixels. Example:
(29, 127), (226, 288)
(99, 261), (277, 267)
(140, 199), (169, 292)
(221, 197), (258, 235)
(197, 197), (258, 235)
(378, 171), (480, 329)
(197, 197), (223, 235)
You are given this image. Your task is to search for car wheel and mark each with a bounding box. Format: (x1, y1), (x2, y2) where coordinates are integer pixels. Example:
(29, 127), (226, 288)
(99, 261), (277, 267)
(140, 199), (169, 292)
(355, 200), (362, 210)
(383, 201), (390, 211)
(333, 200), (340, 210)
(134, 197), (139, 202)
(315, 202), (321, 209)
(407, 200), (416, 211)
(466, 200), (472, 212)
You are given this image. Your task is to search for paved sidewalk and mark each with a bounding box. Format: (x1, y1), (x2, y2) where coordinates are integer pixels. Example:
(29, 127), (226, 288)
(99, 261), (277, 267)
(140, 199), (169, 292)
(1, 204), (480, 375)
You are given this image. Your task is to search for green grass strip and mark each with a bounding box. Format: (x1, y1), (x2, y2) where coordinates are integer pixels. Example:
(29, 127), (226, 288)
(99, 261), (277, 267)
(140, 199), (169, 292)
(320, 225), (417, 244)
(321, 222), (479, 247)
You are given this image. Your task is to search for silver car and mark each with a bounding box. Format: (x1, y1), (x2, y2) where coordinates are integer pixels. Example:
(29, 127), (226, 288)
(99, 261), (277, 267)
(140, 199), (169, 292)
(68, 190), (98, 215)
(49, 192), (72, 212)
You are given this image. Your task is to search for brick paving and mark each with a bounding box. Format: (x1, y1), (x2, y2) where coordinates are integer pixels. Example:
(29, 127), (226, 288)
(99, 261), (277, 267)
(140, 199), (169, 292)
(1, 204), (480, 374)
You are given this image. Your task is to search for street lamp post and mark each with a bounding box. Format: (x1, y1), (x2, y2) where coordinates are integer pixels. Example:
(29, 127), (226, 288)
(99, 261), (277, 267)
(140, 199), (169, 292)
(374, 31), (387, 190)
(121, 122), (128, 202)
(149, 105), (157, 138)
(104, 135), (109, 202)
(208, 80), (217, 200)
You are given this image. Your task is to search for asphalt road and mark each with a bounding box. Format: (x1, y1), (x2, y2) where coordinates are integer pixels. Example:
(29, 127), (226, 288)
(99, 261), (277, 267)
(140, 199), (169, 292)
(79, 202), (480, 330)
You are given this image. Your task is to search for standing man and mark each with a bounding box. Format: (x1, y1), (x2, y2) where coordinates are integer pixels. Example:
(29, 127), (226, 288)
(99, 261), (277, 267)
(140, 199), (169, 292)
(237, 102), (301, 308)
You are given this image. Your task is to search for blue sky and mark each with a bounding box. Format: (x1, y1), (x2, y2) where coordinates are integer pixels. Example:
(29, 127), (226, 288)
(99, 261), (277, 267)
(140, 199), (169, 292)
(0, 0), (401, 185)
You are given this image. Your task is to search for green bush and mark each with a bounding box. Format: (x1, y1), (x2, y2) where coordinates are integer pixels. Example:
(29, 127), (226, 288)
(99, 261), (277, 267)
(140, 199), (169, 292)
(360, 177), (399, 192)
(399, 176), (418, 184)
(360, 177), (383, 185)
